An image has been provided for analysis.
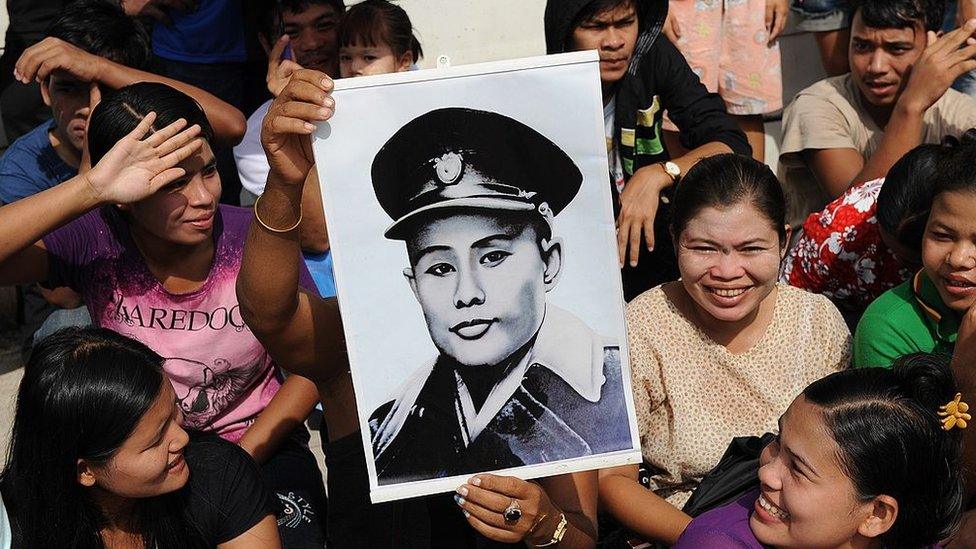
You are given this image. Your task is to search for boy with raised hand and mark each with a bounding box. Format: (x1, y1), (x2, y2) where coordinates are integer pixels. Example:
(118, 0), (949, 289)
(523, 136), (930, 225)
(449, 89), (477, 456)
(780, 0), (976, 226)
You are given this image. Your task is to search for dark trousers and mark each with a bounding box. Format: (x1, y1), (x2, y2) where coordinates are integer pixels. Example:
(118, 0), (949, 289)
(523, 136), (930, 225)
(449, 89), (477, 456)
(322, 431), (518, 549)
(152, 57), (245, 206)
(261, 427), (328, 548)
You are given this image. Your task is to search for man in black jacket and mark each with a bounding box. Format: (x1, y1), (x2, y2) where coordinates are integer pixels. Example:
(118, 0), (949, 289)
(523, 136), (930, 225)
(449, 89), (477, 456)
(545, 0), (752, 300)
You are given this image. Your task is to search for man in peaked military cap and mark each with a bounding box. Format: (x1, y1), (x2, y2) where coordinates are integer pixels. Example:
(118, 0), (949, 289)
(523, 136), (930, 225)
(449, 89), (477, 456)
(367, 107), (632, 485)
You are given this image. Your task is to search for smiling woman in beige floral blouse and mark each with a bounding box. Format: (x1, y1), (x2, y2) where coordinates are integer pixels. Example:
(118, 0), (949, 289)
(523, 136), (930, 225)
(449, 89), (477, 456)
(599, 154), (852, 545)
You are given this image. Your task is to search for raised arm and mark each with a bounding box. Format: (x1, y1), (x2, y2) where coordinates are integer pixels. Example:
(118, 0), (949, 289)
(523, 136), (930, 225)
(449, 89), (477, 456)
(0, 115), (201, 286)
(847, 23), (976, 190)
(236, 69), (346, 386)
(14, 37), (247, 147)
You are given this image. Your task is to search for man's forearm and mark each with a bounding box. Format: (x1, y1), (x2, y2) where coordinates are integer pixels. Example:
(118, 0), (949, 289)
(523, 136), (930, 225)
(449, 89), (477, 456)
(96, 58), (246, 146)
(299, 169), (329, 254)
(960, 0), (976, 26)
(851, 101), (925, 187)
(238, 172), (305, 333)
(670, 141), (733, 178)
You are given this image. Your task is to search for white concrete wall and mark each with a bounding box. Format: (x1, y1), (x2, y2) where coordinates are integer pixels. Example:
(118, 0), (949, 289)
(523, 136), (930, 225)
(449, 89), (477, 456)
(393, 0), (548, 68)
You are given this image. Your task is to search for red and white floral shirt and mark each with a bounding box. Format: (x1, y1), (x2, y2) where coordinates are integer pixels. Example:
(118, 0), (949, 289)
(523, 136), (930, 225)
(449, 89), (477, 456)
(780, 178), (911, 312)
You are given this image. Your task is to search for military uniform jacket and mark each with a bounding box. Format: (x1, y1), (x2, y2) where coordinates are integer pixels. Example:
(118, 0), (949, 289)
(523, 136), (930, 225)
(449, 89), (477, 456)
(368, 305), (632, 485)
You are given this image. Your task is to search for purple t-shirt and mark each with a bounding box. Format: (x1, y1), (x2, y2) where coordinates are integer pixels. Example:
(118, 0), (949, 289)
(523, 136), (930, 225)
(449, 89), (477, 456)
(42, 205), (313, 442)
(675, 489), (941, 549)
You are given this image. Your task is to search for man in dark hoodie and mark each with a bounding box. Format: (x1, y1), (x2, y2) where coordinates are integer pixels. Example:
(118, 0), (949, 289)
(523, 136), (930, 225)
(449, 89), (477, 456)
(545, 0), (752, 301)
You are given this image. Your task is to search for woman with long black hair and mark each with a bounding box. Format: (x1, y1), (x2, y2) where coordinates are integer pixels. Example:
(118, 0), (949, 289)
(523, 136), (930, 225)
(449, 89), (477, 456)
(0, 327), (278, 548)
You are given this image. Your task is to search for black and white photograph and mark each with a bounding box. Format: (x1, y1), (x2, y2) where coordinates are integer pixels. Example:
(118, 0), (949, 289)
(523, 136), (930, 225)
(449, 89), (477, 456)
(313, 52), (641, 502)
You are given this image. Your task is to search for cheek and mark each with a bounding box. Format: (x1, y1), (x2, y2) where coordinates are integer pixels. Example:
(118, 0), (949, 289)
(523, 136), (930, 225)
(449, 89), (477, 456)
(676, 252), (711, 280)
(745, 254), (782, 283)
(922, 239), (947, 273)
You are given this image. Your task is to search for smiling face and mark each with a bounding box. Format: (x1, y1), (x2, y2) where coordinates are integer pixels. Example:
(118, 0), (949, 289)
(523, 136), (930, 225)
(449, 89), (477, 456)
(570, 1), (638, 87)
(403, 211), (561, 367)
(41, 71), (98, 156)
(922, 189), (976, 312)
(752, 396), (892, 547)
(82, 382), (191, 499)
(282, 3), (341, 76)
(849, 11), (927, 107)
(339, 42), (412, 78)
(124, 141), (220, 247)
(675, 201), (786, 325)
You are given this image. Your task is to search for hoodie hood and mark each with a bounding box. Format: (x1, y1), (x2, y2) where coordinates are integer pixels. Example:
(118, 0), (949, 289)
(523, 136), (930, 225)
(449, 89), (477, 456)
(544, 0), (668, 76)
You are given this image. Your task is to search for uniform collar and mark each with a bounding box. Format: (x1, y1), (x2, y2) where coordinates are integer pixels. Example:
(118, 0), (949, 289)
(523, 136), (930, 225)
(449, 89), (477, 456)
(529, 304), (609, 403)
(912, 270), (960, 343)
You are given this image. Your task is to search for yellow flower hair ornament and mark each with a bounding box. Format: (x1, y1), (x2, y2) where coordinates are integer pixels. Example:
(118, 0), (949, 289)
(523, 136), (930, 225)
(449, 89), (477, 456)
(939, 393), (971, 431)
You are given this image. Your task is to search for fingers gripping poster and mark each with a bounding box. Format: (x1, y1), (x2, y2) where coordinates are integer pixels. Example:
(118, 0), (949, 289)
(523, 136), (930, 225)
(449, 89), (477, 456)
(312, 51), (641, 502)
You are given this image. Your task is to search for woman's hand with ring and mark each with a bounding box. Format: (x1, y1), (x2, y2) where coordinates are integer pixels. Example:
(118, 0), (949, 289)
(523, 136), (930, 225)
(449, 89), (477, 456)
(455, 474), (560, 544)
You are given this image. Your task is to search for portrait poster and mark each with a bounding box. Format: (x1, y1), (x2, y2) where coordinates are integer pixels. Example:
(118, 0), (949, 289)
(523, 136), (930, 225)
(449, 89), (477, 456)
(312, 51), (642, 502)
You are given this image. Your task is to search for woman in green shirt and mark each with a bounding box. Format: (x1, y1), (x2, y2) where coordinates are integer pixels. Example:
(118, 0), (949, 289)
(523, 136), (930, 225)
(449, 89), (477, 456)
(855, 133), (975, 367)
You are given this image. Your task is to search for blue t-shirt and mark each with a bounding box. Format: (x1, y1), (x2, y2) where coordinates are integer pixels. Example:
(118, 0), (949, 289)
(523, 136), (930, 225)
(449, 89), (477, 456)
(152, 0), (246, 63)
(0, 119), (76, 204)
(304, 251), (336, 298)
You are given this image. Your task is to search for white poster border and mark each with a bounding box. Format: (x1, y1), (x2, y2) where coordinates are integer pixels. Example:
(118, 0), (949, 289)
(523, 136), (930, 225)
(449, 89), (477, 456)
(313, 50), (643, 503)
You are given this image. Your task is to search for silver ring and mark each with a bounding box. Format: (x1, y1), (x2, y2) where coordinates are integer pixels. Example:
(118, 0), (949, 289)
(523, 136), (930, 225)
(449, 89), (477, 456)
(503, 499), (522, 524)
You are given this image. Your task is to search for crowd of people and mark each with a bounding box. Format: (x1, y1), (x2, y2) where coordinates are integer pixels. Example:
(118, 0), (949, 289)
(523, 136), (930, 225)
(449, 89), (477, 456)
(0, 0), (976, 547)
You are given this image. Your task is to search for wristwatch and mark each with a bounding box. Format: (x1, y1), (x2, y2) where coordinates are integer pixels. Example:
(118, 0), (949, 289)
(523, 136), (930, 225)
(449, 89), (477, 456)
(533, 513), (568, 547)
(658, 160), (681, 184)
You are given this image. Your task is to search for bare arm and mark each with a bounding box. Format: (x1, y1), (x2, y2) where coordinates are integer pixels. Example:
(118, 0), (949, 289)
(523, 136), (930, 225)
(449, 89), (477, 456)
(598, 464), (692, 545)
(217, 515), (281, 549)
(0, 116), (201, 285)
(802, 148), (865, 199)
(299, 169), (329, 254)
(15, 38), (246, 147)
(237, 374), (320, 464)
(534, 471), (599, 548)
(617, 141), (731, 268)
(843, 24), (976, 194)
(236, 69), (348, 390)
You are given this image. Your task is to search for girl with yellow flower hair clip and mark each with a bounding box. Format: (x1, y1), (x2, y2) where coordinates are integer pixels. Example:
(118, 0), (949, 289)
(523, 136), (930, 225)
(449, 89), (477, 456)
(674, 353), (963, 549)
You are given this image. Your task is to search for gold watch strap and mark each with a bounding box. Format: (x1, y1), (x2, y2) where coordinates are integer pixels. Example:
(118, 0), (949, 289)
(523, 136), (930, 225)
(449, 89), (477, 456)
(533, 512), (568, 547)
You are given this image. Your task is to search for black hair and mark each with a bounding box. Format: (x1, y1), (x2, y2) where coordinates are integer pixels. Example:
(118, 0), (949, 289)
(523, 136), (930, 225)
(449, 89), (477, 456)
(87, 82), (214, 166)
(933, 129), (976, 200)
(570, 0), (639, 31)
(339, 0), (423, 62)
(876, 141), (951, 252)
(0, 327), (208, 548)
(670, 154), (788, 245)
(260, 0), (346, 43)
(851, 0), (946, 32)
(46, 0), (152, 71)
(803, 353), (963, 547)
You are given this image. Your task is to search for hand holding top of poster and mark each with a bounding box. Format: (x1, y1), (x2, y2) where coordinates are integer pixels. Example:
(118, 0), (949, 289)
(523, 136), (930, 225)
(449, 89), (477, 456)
(261, 69), (335, 185)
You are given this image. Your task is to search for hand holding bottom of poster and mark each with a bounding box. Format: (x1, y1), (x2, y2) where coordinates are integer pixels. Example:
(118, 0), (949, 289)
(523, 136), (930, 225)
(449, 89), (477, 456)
(314, 52), (642, 503)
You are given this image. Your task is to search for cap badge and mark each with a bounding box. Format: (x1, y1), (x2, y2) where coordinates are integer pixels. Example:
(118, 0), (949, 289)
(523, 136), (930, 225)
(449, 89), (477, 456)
(538, 202), (554, 221)
(434, 152), (464, 185)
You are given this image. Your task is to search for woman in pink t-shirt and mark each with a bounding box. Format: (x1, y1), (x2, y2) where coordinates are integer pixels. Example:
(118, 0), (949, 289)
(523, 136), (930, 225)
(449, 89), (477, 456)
(0, 82), (326, 546)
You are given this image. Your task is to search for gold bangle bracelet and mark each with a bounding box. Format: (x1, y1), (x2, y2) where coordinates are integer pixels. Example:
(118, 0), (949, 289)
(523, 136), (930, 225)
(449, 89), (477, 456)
(253, 191), (302, 233)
